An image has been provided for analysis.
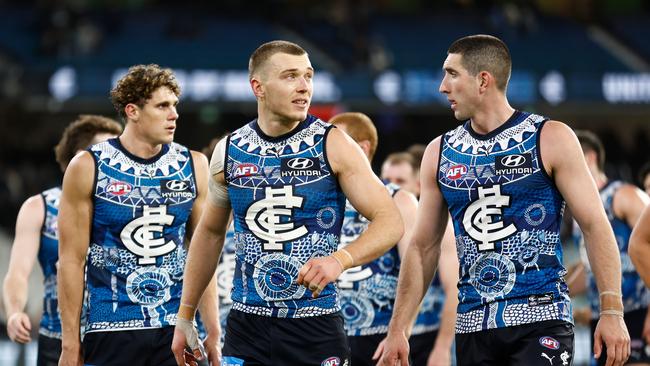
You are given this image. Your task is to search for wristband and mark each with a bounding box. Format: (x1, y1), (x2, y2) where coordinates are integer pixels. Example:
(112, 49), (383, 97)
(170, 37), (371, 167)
(600, 309), (624, 317)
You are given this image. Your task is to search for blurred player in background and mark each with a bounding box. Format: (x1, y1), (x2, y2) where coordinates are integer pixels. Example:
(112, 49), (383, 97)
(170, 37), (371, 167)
(2, 115), (121, 366)
(329, 112), (418, 366)
(380, 150), (459, 366)
(569, 130), (650, 365)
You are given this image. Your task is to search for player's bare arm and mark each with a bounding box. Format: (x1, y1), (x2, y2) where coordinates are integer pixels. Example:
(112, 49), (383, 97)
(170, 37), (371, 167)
(3, 195), (44, 344)
(173, 143), (232, 366)
(630, 205), (650, 287)
(612, 184), (649, 228)
(57, 152), (95, 366)
(187, 150), (222, 365)
(379, 138), (450, 366)
(541, 120), (630, 366)
(296, 127), (404, 297)
(393, 189), (418, 258)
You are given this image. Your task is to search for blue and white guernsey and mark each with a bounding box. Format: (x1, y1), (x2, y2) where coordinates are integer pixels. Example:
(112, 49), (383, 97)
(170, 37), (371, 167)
(86, 138), (197, 333)
(437, 111), (572, 334)
(575, 181), (650, 318)
(225, 115), (346, 318)
(216, 223), (236, 342)
(411, 276), (445, 335)
(39, 187), (62, 338)
(338, 182), (400, 336)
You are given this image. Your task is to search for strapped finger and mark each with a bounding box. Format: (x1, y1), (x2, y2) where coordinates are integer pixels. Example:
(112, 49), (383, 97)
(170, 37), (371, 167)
(297, 262), (312, 285)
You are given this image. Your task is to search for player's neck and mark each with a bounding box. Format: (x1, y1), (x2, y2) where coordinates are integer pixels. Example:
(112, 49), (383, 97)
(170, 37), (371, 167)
(257, 110), (302, 137)
(119, 128), (163, 159)
(469, 98), (515, 135)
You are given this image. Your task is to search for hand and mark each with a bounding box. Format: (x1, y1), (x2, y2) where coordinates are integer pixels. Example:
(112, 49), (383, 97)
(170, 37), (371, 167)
(593, 314), (630, 366)
(427, 346), (451, 366)
(203, 333), (222, 366)
(643, 307), (650, 345)
(172, 318), (207, 366)
(374, 331), (410, 366)
(296, 256), (344, 298)
(7, 312), (32, 343)
(58, 345), (83, 366)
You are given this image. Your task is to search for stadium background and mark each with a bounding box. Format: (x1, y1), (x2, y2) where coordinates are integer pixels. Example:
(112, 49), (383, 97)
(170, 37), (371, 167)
(0, 0), (649, 364)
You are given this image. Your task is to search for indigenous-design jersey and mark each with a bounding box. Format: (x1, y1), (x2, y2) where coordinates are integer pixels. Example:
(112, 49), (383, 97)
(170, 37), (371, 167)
(39, 187), (62, 338)
(86, 138), (196, 333)
(225, 115), (345, 318)
(438, 111), (571, 334)
(411, 275), (445, 335)
(216, 222), (236, 343)
(573, 181), (650, 318)
(338, 183), (400, 336)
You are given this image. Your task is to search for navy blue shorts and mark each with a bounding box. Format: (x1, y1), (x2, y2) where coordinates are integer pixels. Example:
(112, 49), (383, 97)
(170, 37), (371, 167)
(409, 330), (438, 366)
(83, 327), (176, 366)
(37, 334), (61, 366)
(348, 333), (385, 366)
(455, 320), (574, 366)
(222, 309), (350, 366)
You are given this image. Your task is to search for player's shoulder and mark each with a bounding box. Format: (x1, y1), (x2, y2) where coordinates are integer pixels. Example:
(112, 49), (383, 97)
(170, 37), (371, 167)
(21, 193), (45, 213)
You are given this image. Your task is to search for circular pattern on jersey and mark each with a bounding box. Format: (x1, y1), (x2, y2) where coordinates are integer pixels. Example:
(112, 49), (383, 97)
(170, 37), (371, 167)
(518, 244), (540, 271)
(339, 292), (374, 330)
(469, 253), (516, 301)
(377, 254), (396, 273)
(253, 253), (306, 301)
(524, 203), (546, 226)
(126, 267), (173, 307)
(317, 207), (337, 229)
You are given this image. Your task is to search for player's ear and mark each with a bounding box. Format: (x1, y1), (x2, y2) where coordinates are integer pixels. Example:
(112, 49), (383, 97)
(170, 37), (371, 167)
(250, 77), (265, 99)
(125, 103), (139, 122)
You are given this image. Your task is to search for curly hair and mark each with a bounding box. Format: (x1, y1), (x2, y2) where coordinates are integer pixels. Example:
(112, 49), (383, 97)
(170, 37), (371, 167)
(54, 115), (122, 172)
(110, 64), (180, 122)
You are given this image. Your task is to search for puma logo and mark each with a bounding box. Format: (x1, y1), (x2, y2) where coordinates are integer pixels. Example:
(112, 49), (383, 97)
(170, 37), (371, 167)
(541, 352), (555, 364)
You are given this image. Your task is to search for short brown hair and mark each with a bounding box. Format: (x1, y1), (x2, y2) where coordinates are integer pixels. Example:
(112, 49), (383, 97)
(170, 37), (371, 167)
(110, 64), (180, 122)
(329, 112), (378, 160)
(249, 40), (307, 79)
(575, 130), (605, 171)
(384, 152), (418, 173)
(54, 115), (122, 172)
(448, 34), (511, 91)
(406, 144), (426, 172)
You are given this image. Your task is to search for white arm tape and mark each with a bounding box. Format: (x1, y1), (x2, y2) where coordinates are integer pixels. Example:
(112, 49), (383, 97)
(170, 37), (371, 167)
(208, 137), (231, 208)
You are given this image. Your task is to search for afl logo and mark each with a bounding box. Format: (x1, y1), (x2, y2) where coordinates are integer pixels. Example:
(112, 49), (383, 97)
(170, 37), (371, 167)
(500, 154), (527, 168)
(446, 164), (468, 180)
(287, 157), (314, 169)
(107, 181), (132, 196)
(539, 336), (560, 350)
(233, 163), (259, 178)
(321, 357), (341, 366)
(165, 180), (188, 191)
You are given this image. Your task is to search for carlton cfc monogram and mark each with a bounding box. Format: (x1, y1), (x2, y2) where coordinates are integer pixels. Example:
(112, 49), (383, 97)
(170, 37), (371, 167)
(463, 185), (517, 251)
(245, 185), (308, 251)
(120, 205), (177, 264)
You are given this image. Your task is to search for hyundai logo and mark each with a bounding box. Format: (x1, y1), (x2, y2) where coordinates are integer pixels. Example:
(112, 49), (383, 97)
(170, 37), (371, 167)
(165, 180), (188, 191)
(500, 154), (526, 167)
(287, 158), (314, 169)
